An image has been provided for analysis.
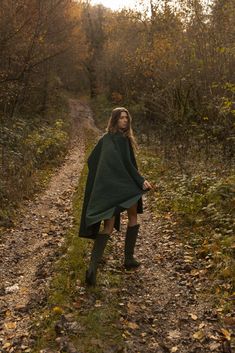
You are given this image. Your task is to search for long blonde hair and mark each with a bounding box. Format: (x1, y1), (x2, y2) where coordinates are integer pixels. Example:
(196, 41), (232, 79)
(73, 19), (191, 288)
(105, 107), (138, 152)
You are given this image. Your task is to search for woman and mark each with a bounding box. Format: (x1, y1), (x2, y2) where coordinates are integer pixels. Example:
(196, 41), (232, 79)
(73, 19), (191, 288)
(78, 107), (153, 286)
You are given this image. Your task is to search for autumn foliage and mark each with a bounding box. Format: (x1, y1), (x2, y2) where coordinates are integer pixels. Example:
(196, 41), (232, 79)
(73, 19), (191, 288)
(0, 0), (234, 223)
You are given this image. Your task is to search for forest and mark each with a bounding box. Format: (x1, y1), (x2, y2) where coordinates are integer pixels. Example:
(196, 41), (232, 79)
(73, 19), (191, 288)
(0, 0), (234, 352)
(1, 0), (234, 219)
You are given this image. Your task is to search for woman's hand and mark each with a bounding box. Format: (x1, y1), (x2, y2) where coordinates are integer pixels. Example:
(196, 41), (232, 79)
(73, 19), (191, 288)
(142, 179), (154, 190)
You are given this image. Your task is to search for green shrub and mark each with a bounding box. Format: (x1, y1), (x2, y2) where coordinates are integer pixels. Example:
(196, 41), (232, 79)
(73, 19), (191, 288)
(24, 119), (69, 168)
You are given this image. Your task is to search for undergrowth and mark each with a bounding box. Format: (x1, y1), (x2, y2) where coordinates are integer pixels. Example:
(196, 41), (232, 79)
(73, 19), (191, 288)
(138, 146), (235, 321)
(0, 91), (72, 228)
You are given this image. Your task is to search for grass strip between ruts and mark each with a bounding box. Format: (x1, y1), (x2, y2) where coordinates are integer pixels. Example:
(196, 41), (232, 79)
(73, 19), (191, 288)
(32, 128), (124, 353)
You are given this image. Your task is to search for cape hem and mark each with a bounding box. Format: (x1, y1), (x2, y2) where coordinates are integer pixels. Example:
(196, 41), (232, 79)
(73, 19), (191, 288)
(78, 192), (145, 239)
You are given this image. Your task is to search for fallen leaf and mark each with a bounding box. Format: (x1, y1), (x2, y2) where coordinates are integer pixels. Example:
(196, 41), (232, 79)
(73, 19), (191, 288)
(192, 330), (204, 340)
(184, 255), (194, 263)
(190, 269), (200, 276)
(5, 284), (19, 293)
(4, 322), (17, 330)
(189, 313), (198, 320)
(209, 342), (221, 351)
(223, 317), (235, 326)
(3, 342), (11, 349)
(221, 328), (231, 341)
(216, 307), (223, 312)
(52, 306), (63, 314)
(127, 321), (139, 330)
(208, 334), (219, 341)
(20, 287), (28, 294)
(168, 330), (181, 339)
(5, 310), (12, 318)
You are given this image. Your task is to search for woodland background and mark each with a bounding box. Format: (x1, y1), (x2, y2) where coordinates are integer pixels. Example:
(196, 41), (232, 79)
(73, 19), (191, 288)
(1, 0), (234, 220)
(0, 0), (234, 311)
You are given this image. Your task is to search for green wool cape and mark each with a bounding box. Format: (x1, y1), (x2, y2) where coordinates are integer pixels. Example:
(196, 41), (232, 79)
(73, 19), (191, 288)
(78, 130), (147, 239)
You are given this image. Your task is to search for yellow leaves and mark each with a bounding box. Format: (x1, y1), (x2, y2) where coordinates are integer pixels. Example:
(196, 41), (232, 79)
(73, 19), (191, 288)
(52, 306), (64, 314)
(192, 330), (205, 340)
(69, 2), (83, 20)
(163, 213), (173, 219)
(216, 307), (223, 313)
(5, 310), (12, 318)
(221, 328), (231, 341)
(126, 321), (139, 330)
(3, 342), (11, 349)
(4, 322), (17, 330)
(122, 331), (130, 338)
(217, 47), (226, 53)
(184, 255), (194, 263)
(192, 326), (231, 342)
(121, 317), (139, 330)
(20, 286), (29, 294)
(190, 269), (199, 276)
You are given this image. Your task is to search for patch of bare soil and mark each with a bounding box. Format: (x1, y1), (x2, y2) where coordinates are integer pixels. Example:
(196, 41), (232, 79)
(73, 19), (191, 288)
(0, 99), (97, 352)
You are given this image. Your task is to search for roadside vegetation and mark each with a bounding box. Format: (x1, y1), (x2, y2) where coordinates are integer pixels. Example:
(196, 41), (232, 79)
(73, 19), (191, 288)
(138, 146), (234, 340)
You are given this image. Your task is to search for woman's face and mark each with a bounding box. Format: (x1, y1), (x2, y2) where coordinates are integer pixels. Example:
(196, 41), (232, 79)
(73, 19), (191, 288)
(117, 111), (129, 130)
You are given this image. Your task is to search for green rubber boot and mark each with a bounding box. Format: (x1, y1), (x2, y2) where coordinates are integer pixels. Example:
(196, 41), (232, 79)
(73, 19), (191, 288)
(124, 224), (141, 270)
(85, 233), (110, 286)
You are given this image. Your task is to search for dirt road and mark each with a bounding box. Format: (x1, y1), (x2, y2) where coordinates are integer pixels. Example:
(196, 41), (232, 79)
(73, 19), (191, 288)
(0, 100), (228, 353)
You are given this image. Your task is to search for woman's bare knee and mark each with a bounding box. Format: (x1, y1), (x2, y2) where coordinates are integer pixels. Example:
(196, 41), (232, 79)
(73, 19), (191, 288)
(102, 216), (115, 235)
(127, 203), (137, 226)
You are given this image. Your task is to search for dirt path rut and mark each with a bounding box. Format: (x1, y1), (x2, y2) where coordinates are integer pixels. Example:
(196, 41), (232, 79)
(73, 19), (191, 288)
(0, 99), (98, 352)
(109, 208), (225, 353)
